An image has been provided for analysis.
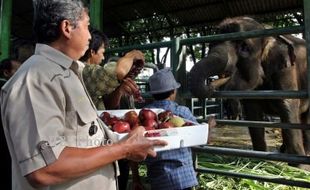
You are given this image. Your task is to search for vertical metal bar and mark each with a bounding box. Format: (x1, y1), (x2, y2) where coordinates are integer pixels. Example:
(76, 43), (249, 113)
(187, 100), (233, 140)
(0, 0), (2, 37)
(304, 0), (310, 119)
(90, 0), (103, 31)
(0, 0), (12, 60)
(170, 37), (180, 75)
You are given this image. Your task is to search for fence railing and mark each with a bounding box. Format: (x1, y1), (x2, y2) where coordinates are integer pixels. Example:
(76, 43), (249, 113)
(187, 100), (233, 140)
(105, 1), (310, 187)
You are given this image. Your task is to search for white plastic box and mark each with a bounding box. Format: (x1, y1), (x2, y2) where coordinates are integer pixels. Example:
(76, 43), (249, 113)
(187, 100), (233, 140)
(97, 109), (209, 152)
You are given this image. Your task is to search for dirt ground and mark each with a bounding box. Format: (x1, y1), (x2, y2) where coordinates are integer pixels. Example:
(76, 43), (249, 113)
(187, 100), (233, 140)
(209, 124), (283, 151)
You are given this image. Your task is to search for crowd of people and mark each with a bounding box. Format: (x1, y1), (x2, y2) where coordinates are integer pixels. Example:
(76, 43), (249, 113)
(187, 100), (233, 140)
(0, 0), (215, 190)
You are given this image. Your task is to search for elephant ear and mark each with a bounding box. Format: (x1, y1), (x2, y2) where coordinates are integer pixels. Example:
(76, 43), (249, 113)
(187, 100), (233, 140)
(277, 35), (296, 67)
(262, 36), (296, 70)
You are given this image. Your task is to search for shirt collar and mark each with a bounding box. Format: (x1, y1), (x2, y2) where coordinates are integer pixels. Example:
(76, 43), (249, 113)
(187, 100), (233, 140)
(34, 43), (74, 69)
(152, 99), (176, 106)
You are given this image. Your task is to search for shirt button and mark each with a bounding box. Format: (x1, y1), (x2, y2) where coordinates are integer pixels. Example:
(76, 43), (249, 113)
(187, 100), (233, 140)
(89, 121), (98, 136)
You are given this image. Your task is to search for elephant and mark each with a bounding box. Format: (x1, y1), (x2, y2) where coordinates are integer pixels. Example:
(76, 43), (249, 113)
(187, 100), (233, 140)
(188, 17), (309, 168)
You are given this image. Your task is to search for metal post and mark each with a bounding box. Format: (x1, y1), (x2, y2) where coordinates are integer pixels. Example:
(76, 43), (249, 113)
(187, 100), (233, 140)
(0, 0), (12, 60)
(90, 0), (103, 31)
(170, 37), (181, 75)
(304, 0), (310, 120)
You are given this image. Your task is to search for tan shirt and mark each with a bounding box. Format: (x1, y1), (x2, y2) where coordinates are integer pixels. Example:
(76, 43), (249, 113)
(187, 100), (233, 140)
(1, 44), (117, 190)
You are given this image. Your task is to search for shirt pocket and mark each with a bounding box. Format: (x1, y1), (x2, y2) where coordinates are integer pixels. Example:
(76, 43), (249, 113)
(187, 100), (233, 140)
(77, 109), (105, 148)
(76, 107), (97, 126)
(65, 107), (104, 148)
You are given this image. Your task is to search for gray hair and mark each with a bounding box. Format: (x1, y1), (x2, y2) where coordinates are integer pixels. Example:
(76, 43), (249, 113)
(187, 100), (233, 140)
(33, 0), (85, 43)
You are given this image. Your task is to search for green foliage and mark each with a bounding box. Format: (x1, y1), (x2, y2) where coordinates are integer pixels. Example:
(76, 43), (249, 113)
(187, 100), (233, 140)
(263, 13), (302, 28)
(136, 154), (310, 189)
(196, 154), (310, 190)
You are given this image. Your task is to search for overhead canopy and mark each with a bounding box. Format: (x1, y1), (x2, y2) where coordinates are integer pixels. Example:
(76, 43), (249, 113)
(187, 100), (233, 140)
(102, 0), (303, 39)
(10, 0), (304, 41)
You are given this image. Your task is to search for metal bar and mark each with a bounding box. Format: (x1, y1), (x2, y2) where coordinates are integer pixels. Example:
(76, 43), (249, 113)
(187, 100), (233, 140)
(0, 0), (2, 37)
(212, 90), (308, 99)
(90, 0), (103, 31)
(304, 0), (310, 125)
(195, 168), (310, 188)
(192, 146), (310, 164)
(196, 119), (310, 130)
(0, 0), (12, 60)
(180, 90), (308, 99)
(180, 26), (304, 45)
(106, 27), (303, 55)
(106, 41), (172, 54)
(170, 37), (180, 75)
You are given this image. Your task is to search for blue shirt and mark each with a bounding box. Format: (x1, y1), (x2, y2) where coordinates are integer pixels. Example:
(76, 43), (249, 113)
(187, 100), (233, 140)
(144, 100), (198, 190)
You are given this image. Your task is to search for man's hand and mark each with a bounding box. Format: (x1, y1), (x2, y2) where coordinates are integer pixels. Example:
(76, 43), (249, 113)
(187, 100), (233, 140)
(121, 126), (167, 161)
(118, 78), (139, 96)
(116, 50), (145, 80)
(103, 78), (139, 109)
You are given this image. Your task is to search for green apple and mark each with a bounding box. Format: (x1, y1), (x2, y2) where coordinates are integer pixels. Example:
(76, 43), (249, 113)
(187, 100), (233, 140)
(169, 116), (185, 127)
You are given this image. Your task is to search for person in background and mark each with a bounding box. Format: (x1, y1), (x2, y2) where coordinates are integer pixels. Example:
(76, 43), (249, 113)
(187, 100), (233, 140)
(0, 58), (22, 190)
(143, 68), (216, 190)
(12, 40), (35, 63)
(144, 68), (198, 190)
(79, 28), (142, 110)
(0, 58), (21, 85)
(0, 0), (166, 189)
(79, 28), (143, 190)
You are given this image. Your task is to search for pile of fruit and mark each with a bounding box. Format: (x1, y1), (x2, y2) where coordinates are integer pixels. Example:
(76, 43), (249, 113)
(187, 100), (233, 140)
(99, 109), (194, 134)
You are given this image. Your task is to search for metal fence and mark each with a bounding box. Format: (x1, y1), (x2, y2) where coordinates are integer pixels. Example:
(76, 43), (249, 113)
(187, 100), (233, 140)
(106, 1), (310, 187)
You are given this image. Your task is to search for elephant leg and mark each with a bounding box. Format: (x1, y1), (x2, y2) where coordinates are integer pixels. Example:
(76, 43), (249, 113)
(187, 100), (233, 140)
(248, 127), (266, 151)
(301, 111), (310, 155)
(282, 128), (310, 170)
(279, 100), (309, 170)
(243, 100), (267, 151)
(280, 99), (305, 156)
(281, 129), (305, 155)
(303, 131), (310, 156)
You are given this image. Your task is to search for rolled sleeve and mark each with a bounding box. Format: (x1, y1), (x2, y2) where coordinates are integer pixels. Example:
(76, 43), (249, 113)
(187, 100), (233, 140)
(83, 62), (120, 96)
(82, 62), (121, 109)
(98, 62), (120, 94)
(1, 66), (68, 176)
(19, 143), (66, 176)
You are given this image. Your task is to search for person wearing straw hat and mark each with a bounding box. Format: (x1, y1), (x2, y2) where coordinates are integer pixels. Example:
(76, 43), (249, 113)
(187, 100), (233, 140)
(143, 68), (198, 190)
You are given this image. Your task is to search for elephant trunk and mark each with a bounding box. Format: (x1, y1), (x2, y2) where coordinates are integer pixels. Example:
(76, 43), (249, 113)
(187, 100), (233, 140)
(189, 50), (229, 99)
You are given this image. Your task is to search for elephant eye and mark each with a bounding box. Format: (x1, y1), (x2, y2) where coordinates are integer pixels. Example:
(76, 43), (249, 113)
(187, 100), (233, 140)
(237, 41), (251, 57)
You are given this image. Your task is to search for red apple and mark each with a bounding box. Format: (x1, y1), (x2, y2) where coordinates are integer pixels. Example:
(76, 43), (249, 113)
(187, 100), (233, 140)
(105, 116), (121, 127)
(183, 121), (194, 126)
(100, 111), (111, 123)
(158, 110), (173, 122)
(142, 119), (158, 129)
(124, 110), (139, 128)
(139, 108), (157, 122)
(145, 131), (161, 137)
(144, 126), (156, 131)
(158, 121), (174, 129)
(113, 121), (130, 133)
